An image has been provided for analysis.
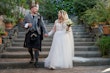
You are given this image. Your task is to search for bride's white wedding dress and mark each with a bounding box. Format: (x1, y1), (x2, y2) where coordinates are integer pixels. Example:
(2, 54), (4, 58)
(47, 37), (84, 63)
(44, 21), (74, 69)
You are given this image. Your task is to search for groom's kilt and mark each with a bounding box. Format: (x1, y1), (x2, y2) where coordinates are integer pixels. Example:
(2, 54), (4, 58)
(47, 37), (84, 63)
(24, 31), (42, 51)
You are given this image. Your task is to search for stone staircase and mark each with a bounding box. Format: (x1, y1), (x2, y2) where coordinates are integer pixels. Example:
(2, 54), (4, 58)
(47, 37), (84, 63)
(0, 24), (110, 69)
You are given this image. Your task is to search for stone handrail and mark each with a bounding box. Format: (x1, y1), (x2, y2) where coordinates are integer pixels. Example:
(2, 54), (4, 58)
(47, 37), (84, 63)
(84, 24), (103, 41)
(2, 25), (19, 48)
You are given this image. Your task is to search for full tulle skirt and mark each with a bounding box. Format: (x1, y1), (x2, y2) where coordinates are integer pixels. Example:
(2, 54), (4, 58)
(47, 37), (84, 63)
(44, 30), (74, 69)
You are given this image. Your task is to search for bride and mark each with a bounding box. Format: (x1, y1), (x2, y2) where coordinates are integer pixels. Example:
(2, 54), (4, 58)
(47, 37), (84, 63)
(44, 10), (74, 69)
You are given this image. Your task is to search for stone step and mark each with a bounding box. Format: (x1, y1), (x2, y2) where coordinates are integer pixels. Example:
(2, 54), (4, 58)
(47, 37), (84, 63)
(18, 32), (90, 36)
(0, 58), (110, 69)
(18, 28), (86, 33)
(74, 35), (91, 38)
(6, 46), (98, 52)
(46, 27), (86, 31)
(0, 51), (101, 58)
(12, 42), (95, 46)
(14, 38), (94, 42)
(73, 58), (110, 66)
(46, 25), (85, 27)
(46, 26), (86, 29)
(46, 28), (86, 32)
(17, 34), (91, 38)
(46, 25), (85, 28)
(18, 28), (87, 35)
(73, 32), (89, 35)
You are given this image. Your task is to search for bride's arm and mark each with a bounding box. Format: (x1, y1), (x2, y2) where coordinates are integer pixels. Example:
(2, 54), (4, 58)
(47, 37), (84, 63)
(48, 20), (57, 36)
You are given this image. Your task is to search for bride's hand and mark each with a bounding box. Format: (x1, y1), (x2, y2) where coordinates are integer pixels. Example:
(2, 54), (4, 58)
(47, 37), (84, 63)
(48, 30), (54, 36)
(66, 26), (70, 31)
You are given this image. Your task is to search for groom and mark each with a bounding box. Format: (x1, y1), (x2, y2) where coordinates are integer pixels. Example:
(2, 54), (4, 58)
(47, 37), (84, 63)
(23, 4), (48, 68)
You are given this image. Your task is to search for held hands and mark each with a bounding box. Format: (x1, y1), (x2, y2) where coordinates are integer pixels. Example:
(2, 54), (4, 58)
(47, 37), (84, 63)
(44, 34), (48, 37)
(44, 30), (55, 37)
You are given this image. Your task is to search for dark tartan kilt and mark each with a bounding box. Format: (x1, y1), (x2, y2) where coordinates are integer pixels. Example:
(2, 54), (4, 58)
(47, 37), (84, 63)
(24, 31), (42, 51)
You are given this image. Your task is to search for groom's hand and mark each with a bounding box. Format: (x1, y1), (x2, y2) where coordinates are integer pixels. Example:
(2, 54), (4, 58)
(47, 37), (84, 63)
(28, 23), (32, 27)
(44, 34), (48, 37)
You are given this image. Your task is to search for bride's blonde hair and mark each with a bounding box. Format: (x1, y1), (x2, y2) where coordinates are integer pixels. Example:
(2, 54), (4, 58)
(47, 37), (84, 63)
(58, 10), (69, 22)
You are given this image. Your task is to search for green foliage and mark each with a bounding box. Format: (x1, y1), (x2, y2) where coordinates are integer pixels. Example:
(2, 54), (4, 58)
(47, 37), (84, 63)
(73, 0), (97, 17)
(39, 0), (74, 22)
(0, 0), (29, 23)
(3, 17), (14, 24)
(81, 8), (99, 26)
(94, 1), (110, 23)
(39, 0), (57, 22)
(54, 0), (74, 14)
(96, 36), (110, 56)
(81, 0), (110, 26)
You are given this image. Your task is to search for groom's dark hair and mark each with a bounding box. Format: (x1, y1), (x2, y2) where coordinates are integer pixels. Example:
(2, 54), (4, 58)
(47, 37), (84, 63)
(30, 5), (36, 9)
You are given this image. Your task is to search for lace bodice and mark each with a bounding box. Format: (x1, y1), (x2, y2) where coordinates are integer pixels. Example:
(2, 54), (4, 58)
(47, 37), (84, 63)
(48, 21), (68, 36)
(55, 22), (67, 31)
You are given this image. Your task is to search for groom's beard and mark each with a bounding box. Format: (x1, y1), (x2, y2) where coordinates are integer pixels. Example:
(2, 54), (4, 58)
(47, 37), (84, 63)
(34, 11), (38, 14)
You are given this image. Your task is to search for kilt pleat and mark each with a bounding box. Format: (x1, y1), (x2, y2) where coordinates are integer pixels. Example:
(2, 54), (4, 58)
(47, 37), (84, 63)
(24, 31), (42, 51)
